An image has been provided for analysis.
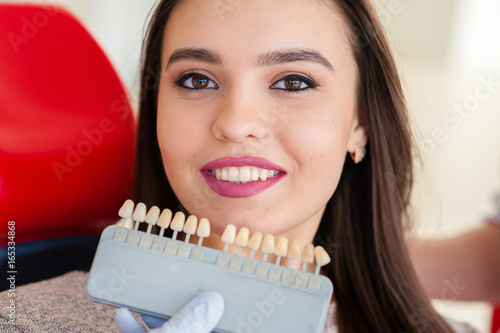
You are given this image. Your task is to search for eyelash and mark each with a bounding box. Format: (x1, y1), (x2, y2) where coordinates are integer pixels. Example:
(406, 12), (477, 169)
(270, 74), (319, 94)
(172, 72), (319, 94)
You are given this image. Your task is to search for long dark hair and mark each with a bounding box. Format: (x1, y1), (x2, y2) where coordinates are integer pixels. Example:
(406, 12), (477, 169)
(134, 1), (453, 332)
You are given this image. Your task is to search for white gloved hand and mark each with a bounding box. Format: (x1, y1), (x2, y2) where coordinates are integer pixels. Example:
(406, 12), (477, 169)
(115, 291), (225, 333)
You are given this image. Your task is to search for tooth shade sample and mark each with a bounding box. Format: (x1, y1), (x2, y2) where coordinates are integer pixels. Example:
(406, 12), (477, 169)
(118, 200), (134, 218)
(314, 246), (331, 267)
(221, 169), (229, 181)
(222, 224), (236, 244)
(275, 237), (288, 257)
(261, 234), (275, 254)
(183, 215), (198, 235)
(235, 227), (250, 247)
(301, 244), (315, 263)
(197, 218), (211, 238)
(170, 212), (186, 232)
(259, 169), (268, 181)
(248, 232), (263, 251)
(132, 202), (147, 222)
(288, 240), (301, 260)
(145, 206), (160, 225)
(157, 209), (173, 229)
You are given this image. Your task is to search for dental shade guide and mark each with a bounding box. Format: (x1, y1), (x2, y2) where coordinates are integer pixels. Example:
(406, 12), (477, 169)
(241, 231), (262, 274)
(282, 239), (301, 283)
(177, 215), (197, 258)
(295, 243), (315, 287)
(87, 200), (333, 333)
(139, 206), (160, 249)
(255, 234), (275, 277)
(125, 202), (146, 246)
(151, 209), (172, 252)
(228, 227), (249, 271)
(309, 246), (331, 290)
(164, 211), (185, 255)
(113, 199), (134, 242)
(190, 217), (210, 261)
(269, 236), (287, 280)
(216, 224), (236, 268)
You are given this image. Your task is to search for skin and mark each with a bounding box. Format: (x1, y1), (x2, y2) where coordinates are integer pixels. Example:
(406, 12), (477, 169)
(156, 0), (367, 255)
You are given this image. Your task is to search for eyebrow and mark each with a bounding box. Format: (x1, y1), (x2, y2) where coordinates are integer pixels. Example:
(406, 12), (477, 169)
(165, 47), (334, 71)
(166, 48), (222, 68)
(257, 49), (334, 71)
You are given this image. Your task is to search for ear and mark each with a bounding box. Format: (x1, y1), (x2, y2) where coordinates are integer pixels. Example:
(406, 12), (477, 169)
(347, 111), (368, 156)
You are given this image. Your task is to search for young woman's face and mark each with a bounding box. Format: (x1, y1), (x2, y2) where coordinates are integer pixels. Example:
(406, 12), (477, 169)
(157, 0), (366, 243)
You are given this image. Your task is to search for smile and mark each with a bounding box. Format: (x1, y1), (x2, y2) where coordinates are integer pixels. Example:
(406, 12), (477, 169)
(201, 157), (286, 198)
(210, 166), (282, 184)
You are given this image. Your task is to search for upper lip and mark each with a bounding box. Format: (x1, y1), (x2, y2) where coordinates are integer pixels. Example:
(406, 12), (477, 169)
(200, 156), (285, 172)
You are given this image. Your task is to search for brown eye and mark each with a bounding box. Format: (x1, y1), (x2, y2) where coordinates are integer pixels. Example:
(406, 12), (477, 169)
(284, 78), (303, 90)
(192, 75), (209, 89)
(271, 74), (317, 93)
(175, 73), (217, 90)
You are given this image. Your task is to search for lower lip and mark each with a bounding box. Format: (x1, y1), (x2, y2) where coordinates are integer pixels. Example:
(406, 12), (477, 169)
(201, 171), (285, 198)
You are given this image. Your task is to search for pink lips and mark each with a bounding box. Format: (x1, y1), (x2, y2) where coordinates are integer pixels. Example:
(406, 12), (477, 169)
(200, 156), (286, 198)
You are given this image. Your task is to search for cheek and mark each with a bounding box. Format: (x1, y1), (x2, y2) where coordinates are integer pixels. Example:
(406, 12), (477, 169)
(156, 100), (199, 181)
(284, 107), (352, 196)
(156, 96), (204, 162)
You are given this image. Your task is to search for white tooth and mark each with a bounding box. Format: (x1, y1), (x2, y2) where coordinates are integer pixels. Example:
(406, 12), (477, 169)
(145, 206), (160, 225)
(170, 212), (185, 232)
(259, 169), (268, 181)
(250, 168), (259, 181)
(157, 209), (172, 229)
(267, 170), (274, 178)
(222, 224), (236, 244)
(239, 166), (251, 182)
(261, 234), (275, 253)
(215, 169), (221, 180)
(228, 167), (239, 181)
(221, 168), (229, 181)
(183, 215), (198, 235)
(314, 246), (331, 267)
(197, 217), (211, 238)
(132, 203), (147, 222)
(118, 199), (134, 218)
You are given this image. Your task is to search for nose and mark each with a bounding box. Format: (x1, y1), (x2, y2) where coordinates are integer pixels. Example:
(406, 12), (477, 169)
(211, 87), (271, 143)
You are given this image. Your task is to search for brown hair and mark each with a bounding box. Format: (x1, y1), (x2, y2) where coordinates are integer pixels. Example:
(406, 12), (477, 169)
(134, 0), (453, 331)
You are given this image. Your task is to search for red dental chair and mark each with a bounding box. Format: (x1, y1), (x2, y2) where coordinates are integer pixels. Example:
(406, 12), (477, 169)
(0, 4), (135, 289)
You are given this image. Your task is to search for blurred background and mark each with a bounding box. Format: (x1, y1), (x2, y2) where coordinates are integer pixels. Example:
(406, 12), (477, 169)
(2, 0), (499, 331)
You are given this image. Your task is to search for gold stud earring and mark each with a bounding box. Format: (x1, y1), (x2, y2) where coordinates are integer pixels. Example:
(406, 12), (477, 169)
(350, 146), (366, 164)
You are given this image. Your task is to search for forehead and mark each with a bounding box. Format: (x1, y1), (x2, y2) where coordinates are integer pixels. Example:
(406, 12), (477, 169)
(163, 0), (354, 68)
